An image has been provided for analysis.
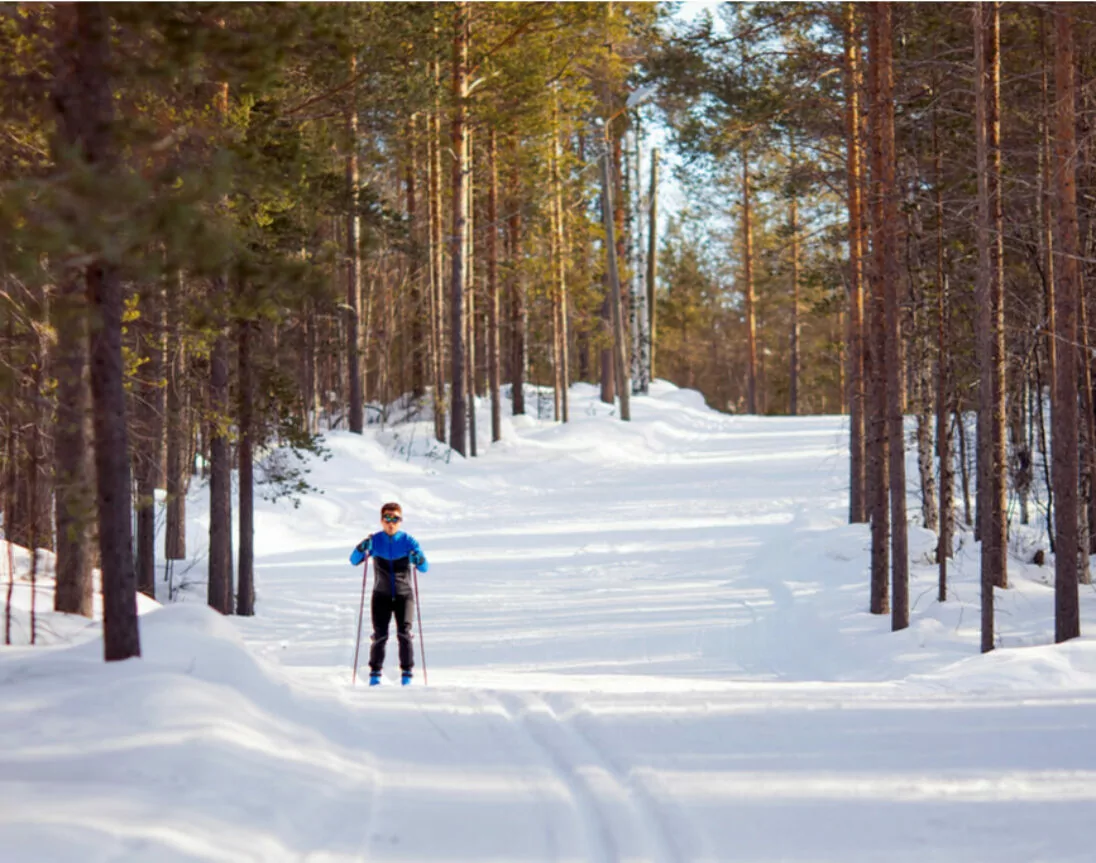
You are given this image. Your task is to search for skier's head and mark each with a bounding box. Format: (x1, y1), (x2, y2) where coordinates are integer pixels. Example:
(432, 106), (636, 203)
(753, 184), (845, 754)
(380, 502), (402, 535)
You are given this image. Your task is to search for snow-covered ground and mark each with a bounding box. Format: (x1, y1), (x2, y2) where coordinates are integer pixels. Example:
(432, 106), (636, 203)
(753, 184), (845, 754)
(3, 381), (1096, 862)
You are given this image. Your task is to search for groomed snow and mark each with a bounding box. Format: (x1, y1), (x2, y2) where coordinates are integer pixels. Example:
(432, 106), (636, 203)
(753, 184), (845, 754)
(3, 381), (1096, 862)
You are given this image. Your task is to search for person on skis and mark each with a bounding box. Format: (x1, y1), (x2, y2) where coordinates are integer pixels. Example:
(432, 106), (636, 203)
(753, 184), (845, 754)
(349, 502), (429, 686)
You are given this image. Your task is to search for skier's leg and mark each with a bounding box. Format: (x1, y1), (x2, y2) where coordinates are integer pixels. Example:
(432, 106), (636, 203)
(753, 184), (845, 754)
(368, 592), (392, 672)
(395, 593), (415, 672)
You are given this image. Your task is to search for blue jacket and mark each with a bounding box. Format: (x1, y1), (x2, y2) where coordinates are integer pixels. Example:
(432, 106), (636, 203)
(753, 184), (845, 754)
(350, 531), (428, 598)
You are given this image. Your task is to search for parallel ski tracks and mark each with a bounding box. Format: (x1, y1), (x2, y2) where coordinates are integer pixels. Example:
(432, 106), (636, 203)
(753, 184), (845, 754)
(491, 690), (683, 863)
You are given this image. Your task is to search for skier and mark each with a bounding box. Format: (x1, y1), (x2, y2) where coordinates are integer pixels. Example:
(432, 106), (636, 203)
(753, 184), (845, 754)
(350, 502), (429, 686)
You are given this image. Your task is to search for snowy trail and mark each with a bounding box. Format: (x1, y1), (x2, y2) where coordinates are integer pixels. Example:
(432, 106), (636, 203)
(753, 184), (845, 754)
(4, 383), (1096, 861)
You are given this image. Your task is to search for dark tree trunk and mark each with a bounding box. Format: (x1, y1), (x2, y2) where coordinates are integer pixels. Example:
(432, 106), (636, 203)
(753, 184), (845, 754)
(933, 100), (952, 604)
(165, 272), (188, 561)
(974, 1), (1004, 652)
(867, 4), (889, 617)
(236, 319), (255, 616)
(487, 126), (502, 442)
(208, 326), (233, 615)
(1053, 5), (1081, 643)
(878, 3), (908, 632)
(55, 3), (140, 660)
(52, 268), (94, 617)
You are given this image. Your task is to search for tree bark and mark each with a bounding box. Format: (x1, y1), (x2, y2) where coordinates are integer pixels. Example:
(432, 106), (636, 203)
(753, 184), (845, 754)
(55, 3), (140, 659)
(165, 271), (188, 562)
(789, 140), (800, 417)
(647, 148), (659, 384)
(466, 126), (477, 457)
(51, 268), (94, 617)
(876, 3), (908, 632)
(208, 324), (233, 615)
(236, 318), (255, 616)
(508, 149), (526, 416)
(346, 56), (363, 434)
(448, 2), (468, 456)
(1052, 4), (1081, 643)
(487, 127), (502, 442)
(430, 48), (447, 443)
(600, 144), (631, 421)
(867, 4), (889, 617)
(742, 149), (759, 416)
(135, 279), (164, 599)
(933, 96), (952, 603)
(552, 100), (570, 423)
(974, 1), (1005, 651)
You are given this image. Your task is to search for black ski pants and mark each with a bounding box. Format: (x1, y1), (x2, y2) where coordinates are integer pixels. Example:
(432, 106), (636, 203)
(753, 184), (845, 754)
(368, 592), (414, 672)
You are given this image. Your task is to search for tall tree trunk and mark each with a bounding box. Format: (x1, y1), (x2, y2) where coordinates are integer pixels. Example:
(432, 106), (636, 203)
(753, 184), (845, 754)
(877, 3), (908, 632)
(1053, 4), (1081, 643)
(647, 148), (659, 384)
(508, 149), (526, 416)
(487, 127), (502, 442)
(208, 324), (233, 615)
(600, 145), (631, 421)
(135, 280), (164, 599)
(448, 2), (468, 456)
(742, 149), (759, 416)
(430, 53), (447, 443)
(165, 271), (188, 562)
(346, 57), (363, 434)
(236, 318), (255, 616)
(845, 2), (865, 511)
(466, 127), (477, 457)
(1039, 9), (1056, 546)
(408, 115), (426, 400)
(208, 77), (233, 616)
(52, 267), (94, 617)
(867, 4), (890, 617)
(974, 1), (1005, 652)
(55, 3), (140, 659)
(933, 95), (952, 603)
(552, 100), (570, 422)
(789, 142), (800, 417)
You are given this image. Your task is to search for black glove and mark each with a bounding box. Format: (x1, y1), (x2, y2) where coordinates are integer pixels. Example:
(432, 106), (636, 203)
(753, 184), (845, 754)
(356, 537), (372, 555)
(409, 550), (424, 567)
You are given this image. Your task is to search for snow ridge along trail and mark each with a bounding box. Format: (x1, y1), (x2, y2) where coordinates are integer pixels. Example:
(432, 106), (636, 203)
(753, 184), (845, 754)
(4, 381), (1096, 862)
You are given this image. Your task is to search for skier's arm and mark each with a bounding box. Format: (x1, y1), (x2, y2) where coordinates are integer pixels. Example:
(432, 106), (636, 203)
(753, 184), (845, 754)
(349, 535), (372, 566)
(408, 537), (429, 572)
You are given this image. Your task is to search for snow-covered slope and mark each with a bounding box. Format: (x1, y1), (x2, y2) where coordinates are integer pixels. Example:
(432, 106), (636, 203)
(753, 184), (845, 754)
(3, 381), (1096, 862)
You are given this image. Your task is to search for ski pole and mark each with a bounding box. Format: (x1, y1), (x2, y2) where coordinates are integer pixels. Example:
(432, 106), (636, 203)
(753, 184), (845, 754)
(413, 565), (428, 685)
(351, 554), (369, 685)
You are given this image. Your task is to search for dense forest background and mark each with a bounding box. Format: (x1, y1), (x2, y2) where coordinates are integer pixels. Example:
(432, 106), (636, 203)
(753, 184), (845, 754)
(2, 2), (1094, 660)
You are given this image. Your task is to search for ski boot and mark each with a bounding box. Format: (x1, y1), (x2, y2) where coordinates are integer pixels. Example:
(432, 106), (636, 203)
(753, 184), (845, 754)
(369, 672), (382, 687)
(401, 670), (413, 687)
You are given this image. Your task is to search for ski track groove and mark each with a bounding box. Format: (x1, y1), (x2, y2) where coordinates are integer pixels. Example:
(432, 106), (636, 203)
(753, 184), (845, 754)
(553, 693), (692, 863)
(470, 690), (564, 862)
(494, 690), (681, 863)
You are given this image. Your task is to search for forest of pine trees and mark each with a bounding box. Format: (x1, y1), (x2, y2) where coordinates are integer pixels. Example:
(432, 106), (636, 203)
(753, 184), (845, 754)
(1, 2), (1094, 658)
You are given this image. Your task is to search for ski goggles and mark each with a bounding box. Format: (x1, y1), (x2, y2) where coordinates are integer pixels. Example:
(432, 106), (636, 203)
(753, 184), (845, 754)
(382, 514), (402, 524)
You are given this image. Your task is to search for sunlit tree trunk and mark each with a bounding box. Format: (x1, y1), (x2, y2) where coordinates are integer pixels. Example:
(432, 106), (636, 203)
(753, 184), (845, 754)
(448, 1), (468, 456)
(742, 149), (758, 416)
(487, 127), (502, 442)
(346, 56), (363, 434)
